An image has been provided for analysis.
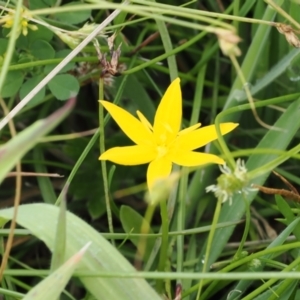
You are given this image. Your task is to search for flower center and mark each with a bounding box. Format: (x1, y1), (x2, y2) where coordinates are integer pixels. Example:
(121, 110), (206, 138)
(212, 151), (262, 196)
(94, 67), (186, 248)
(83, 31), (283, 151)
(159, 133), (167, 143)
(156, 145), (168, 159)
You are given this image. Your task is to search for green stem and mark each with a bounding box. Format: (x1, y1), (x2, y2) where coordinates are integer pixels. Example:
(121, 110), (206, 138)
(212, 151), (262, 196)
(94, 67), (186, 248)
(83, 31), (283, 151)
(265, 0), (300, 30)
(136, 203), (156, 268)
(233, 0), (240, 30)
(99, 77), (114, 244)
(196, 197), (222, 299)
(156, 199), (169, 292)
(176, 171), (188, 285)
(55, 130), (99, 206)
(210, 52), (220, 123)
(234, 195), (251, 259)
(248, 142), (300, 180)
(190, 65), (206, 124)
(150, 0), (177, 292)
(176, 64), (206, 285)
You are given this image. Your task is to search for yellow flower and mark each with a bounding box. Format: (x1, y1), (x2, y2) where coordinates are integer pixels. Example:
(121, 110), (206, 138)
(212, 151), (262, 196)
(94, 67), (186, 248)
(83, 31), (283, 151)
(99, 78), (238, 191)
(1, 9), (38, 37)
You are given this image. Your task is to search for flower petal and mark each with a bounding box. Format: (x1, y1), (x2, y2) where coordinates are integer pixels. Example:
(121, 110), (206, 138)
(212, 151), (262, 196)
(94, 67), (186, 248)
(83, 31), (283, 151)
(99, 145), (156, 165)
(178, 123), (201, 135)
(153, 78), (182, 143)
(100, 101), (154, 146)
(147, 158), (172, 190)
(170, 149), (224, 166)
(176, 123), (238, 151)
(136, 110), (153, 132)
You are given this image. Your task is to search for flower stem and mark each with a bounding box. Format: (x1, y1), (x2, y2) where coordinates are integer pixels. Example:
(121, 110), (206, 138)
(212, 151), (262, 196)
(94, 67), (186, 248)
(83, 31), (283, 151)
(265, 0), (300, 30)
(99, 77), (114, 245)
(156, 199), (169, 292)
(176, 170), (188, 286)
(248, 142), (300, 180)
(230, 54), (277, 131)
(196, 197), (222, 299)
(135, 203), (156, 269)
(234, 195), (251, 260)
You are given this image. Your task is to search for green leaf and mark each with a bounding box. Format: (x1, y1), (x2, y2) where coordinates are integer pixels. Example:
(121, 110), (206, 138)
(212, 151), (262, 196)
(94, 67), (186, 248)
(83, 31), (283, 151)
(17, 25), (54, 49)
(48, 74), (80, 101)
(28, 24), (54, 44)
(30, 40), (55, 60)
(120, 75), (155, 122)
(0, 98), (75, 183)
(33, 147), (57, 204)
(19, 75), (45, 106)
(0, 38), (8, 55)
(275, 195), (300, 241)
(275, 195), (295, 226)
(44, 49), (76, 74)
(29, 0), (56, 9)
(23, 242), (90, 300)
(55, 2), (91, 25)
(87, 196), (107, 220)
(113, 10), (129, 27)
(0, 204), (161, 300)
(0, 70), (24, 97)
(120, 205), (155, 261)
(51, 199), (67, 271)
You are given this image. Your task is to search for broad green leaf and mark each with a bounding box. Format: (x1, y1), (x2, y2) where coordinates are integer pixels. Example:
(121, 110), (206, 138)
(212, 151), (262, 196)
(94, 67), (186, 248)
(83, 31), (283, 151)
(48, 74), (80, 101)
(120, 205), (155, 261)
(87, 195), (106, 220)
(27, 25), (54, 44)
(0, 98), (75, 183)
(0, 204), (161, 300)
(1, 70), (24, 97)
(17, 25), (54, 49)
(19, 75), (45, 106)
(30, 40), (55, 60)
(44, 49), (75, 74)
(29, 0), (56, 9)
(55, 2), (91, 24)
(23, 242), (90, 300)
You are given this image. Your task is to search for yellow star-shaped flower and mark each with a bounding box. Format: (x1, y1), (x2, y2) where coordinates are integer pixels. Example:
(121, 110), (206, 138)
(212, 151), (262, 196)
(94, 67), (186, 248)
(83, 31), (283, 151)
(99, 78), (238, 191)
